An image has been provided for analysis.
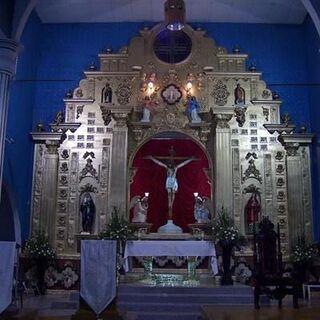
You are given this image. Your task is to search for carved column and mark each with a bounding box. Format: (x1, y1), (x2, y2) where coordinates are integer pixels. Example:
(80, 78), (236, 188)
(0, 38), (19, 198)
(41, 140), (60, 244)
(278, 133), (314, 244)
(109, 109), (131, 212)
(215, 114), (233, 213)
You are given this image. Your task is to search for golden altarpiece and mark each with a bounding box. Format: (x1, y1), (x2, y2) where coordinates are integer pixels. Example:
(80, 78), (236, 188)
(30, 23), (314, 270)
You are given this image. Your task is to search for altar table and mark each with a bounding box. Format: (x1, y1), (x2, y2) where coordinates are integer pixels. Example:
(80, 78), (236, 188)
(124, 240), (218, 275)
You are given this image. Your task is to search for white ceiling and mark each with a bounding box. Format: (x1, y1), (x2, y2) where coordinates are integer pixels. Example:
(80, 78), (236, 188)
(36, 0), (307, 25)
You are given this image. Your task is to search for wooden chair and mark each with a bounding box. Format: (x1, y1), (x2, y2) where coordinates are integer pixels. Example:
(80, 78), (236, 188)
(253, 217), (299, 309)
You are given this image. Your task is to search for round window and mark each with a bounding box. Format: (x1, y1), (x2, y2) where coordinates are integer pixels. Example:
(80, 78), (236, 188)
(153, 29), (192, 64)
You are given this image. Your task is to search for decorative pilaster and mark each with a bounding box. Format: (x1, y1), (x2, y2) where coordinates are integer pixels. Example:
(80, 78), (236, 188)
(31, 132), (63, 244)
(278, 133), (314, 244)
(109, 107), (131, 212)
(0, 38), (20, 198)
(215, 114), (233, 213)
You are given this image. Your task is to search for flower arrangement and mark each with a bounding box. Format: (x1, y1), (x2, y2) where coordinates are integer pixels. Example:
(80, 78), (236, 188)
(99, 207), (134, 241)
(211, 207), (244, 246)
(23, 230), (56, 261)
(291, 237), (315, 266)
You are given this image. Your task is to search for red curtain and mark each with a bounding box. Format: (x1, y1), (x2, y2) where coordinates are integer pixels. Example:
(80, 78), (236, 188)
(130, 138), (211, 232)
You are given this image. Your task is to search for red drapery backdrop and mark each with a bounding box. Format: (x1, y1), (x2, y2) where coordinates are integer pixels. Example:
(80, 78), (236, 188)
(130, 137), (212, 232)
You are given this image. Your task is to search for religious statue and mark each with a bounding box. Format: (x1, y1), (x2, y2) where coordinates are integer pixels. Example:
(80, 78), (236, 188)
(187, 96), (202, 123)
(194, 196), (211, 223)
(101, 82), (112, 103)
(54, 111), (64, 125)
(244, 190), (261, 234)
(141, 95), (156, 122)
(80, 193), (96, 234)
(130, 195), (149, 223)
(146, 148), (196, 232)
(234, 83), (245, 105)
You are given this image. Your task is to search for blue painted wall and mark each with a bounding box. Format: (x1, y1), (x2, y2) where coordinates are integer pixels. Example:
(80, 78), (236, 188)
(5, 14), (318, 240)
(3, 11), (42, 241)
(304, 15), (320, 241)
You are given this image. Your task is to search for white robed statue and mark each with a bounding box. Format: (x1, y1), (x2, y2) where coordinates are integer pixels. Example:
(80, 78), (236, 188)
(146, 147), (196, 233)
(130, 195), (148, 223)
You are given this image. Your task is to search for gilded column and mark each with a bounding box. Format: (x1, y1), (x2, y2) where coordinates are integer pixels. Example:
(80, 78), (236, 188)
(0, 38), (19, 198)
(109, 110), (130, 212)
(277, 133), (314, 245)
(215, 114), (233, 213)
(41, 140), (60, 244)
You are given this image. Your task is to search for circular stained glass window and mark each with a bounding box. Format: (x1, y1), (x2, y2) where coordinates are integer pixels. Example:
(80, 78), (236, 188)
(153, 29), (192, 64)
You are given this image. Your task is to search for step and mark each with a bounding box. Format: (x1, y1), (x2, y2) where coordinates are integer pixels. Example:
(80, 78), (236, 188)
(118, 284), (253, 295)
(125, 311), (203, 320)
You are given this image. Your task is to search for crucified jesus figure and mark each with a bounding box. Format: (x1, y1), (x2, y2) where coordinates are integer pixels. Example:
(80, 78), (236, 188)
(146, 149), (196, 222)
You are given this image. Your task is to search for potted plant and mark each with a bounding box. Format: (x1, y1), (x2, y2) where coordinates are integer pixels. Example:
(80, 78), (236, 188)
(290, 236), (315, 284)
(211, 207), (245, 285)
(99, 207), (134, 253)
(23, 230), (56, 294)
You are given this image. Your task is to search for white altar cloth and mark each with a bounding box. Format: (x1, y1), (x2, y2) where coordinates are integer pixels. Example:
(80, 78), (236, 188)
(124, 240), (218, 274)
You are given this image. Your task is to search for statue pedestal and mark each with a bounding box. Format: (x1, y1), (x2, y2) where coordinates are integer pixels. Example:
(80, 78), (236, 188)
(129, 223), (152, 238)
(158, 220), (182, 233)
(188, 223), (212, 235)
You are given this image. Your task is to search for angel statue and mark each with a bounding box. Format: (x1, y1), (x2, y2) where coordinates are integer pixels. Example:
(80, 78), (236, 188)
(194, 196), (211, 223)
(130, 195), (149, 223)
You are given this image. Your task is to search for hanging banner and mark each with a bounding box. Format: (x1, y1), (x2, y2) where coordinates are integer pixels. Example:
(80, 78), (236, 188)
(80, 240), (117, 316)
(0, 241), (16, 314)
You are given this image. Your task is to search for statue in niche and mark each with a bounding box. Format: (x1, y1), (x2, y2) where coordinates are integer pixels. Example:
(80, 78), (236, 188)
(141, 95), (157, 122)
(244, 190), (261, 234)
(194, 196), (211, 223)
(130, 195), (149, 223)
(187, 96), (202, 123)
(54, 111), (64, 125)
(234, 83), (245, 105)
(80, 192), (96, 234)
(101, 82), (112, 103)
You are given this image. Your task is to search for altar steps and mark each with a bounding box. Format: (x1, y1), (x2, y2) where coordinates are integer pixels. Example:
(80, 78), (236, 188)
(117, 284), (266, 320)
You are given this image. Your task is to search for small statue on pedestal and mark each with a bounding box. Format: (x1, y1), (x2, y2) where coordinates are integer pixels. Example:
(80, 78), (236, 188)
(234, 83), (245, 105)
(194, 196), (211, 223)
(101, 82), (112, 103)
(130, 195), (149, 223)
(187, 96), (202, 123)
(141, 95), (157, 122)
(80, 193), (96, 234)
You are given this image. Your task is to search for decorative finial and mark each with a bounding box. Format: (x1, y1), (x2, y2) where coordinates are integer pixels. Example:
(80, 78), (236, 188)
(105, 48), (113, 54)
(272, 92), (280, 100)
(36, 121), (45, 132)
(232, 46), (240, 54)
(299, 125), (307, 134)
(65, 89), (73, 99)
(249, 64), (257, 72)
(88, 62), (97, 71)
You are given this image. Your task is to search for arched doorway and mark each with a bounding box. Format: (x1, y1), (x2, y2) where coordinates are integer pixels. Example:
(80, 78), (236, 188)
(129, 132), (212, 232)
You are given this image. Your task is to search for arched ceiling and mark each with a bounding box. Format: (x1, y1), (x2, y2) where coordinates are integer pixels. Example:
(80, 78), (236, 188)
(35, 0), (307, 25)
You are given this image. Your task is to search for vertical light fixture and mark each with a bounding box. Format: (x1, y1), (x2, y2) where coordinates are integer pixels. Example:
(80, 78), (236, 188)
(164, 0), (186, 31)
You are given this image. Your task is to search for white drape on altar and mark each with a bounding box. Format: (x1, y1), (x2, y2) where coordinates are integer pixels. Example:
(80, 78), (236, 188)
(124, 240), (218, 274)
(0, 241), (16, 314)
(80, 240), (117, 316)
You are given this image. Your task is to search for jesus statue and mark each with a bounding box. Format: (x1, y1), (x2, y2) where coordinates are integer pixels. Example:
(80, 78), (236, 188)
(146, 148), (196, 233)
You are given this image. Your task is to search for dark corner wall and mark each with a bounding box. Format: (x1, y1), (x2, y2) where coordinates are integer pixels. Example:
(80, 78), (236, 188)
(3, 10), (42, 241)
(4, 8), (320, 241)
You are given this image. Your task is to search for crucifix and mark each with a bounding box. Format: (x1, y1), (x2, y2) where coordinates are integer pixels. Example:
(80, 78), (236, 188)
(145, 146), (197, 232)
